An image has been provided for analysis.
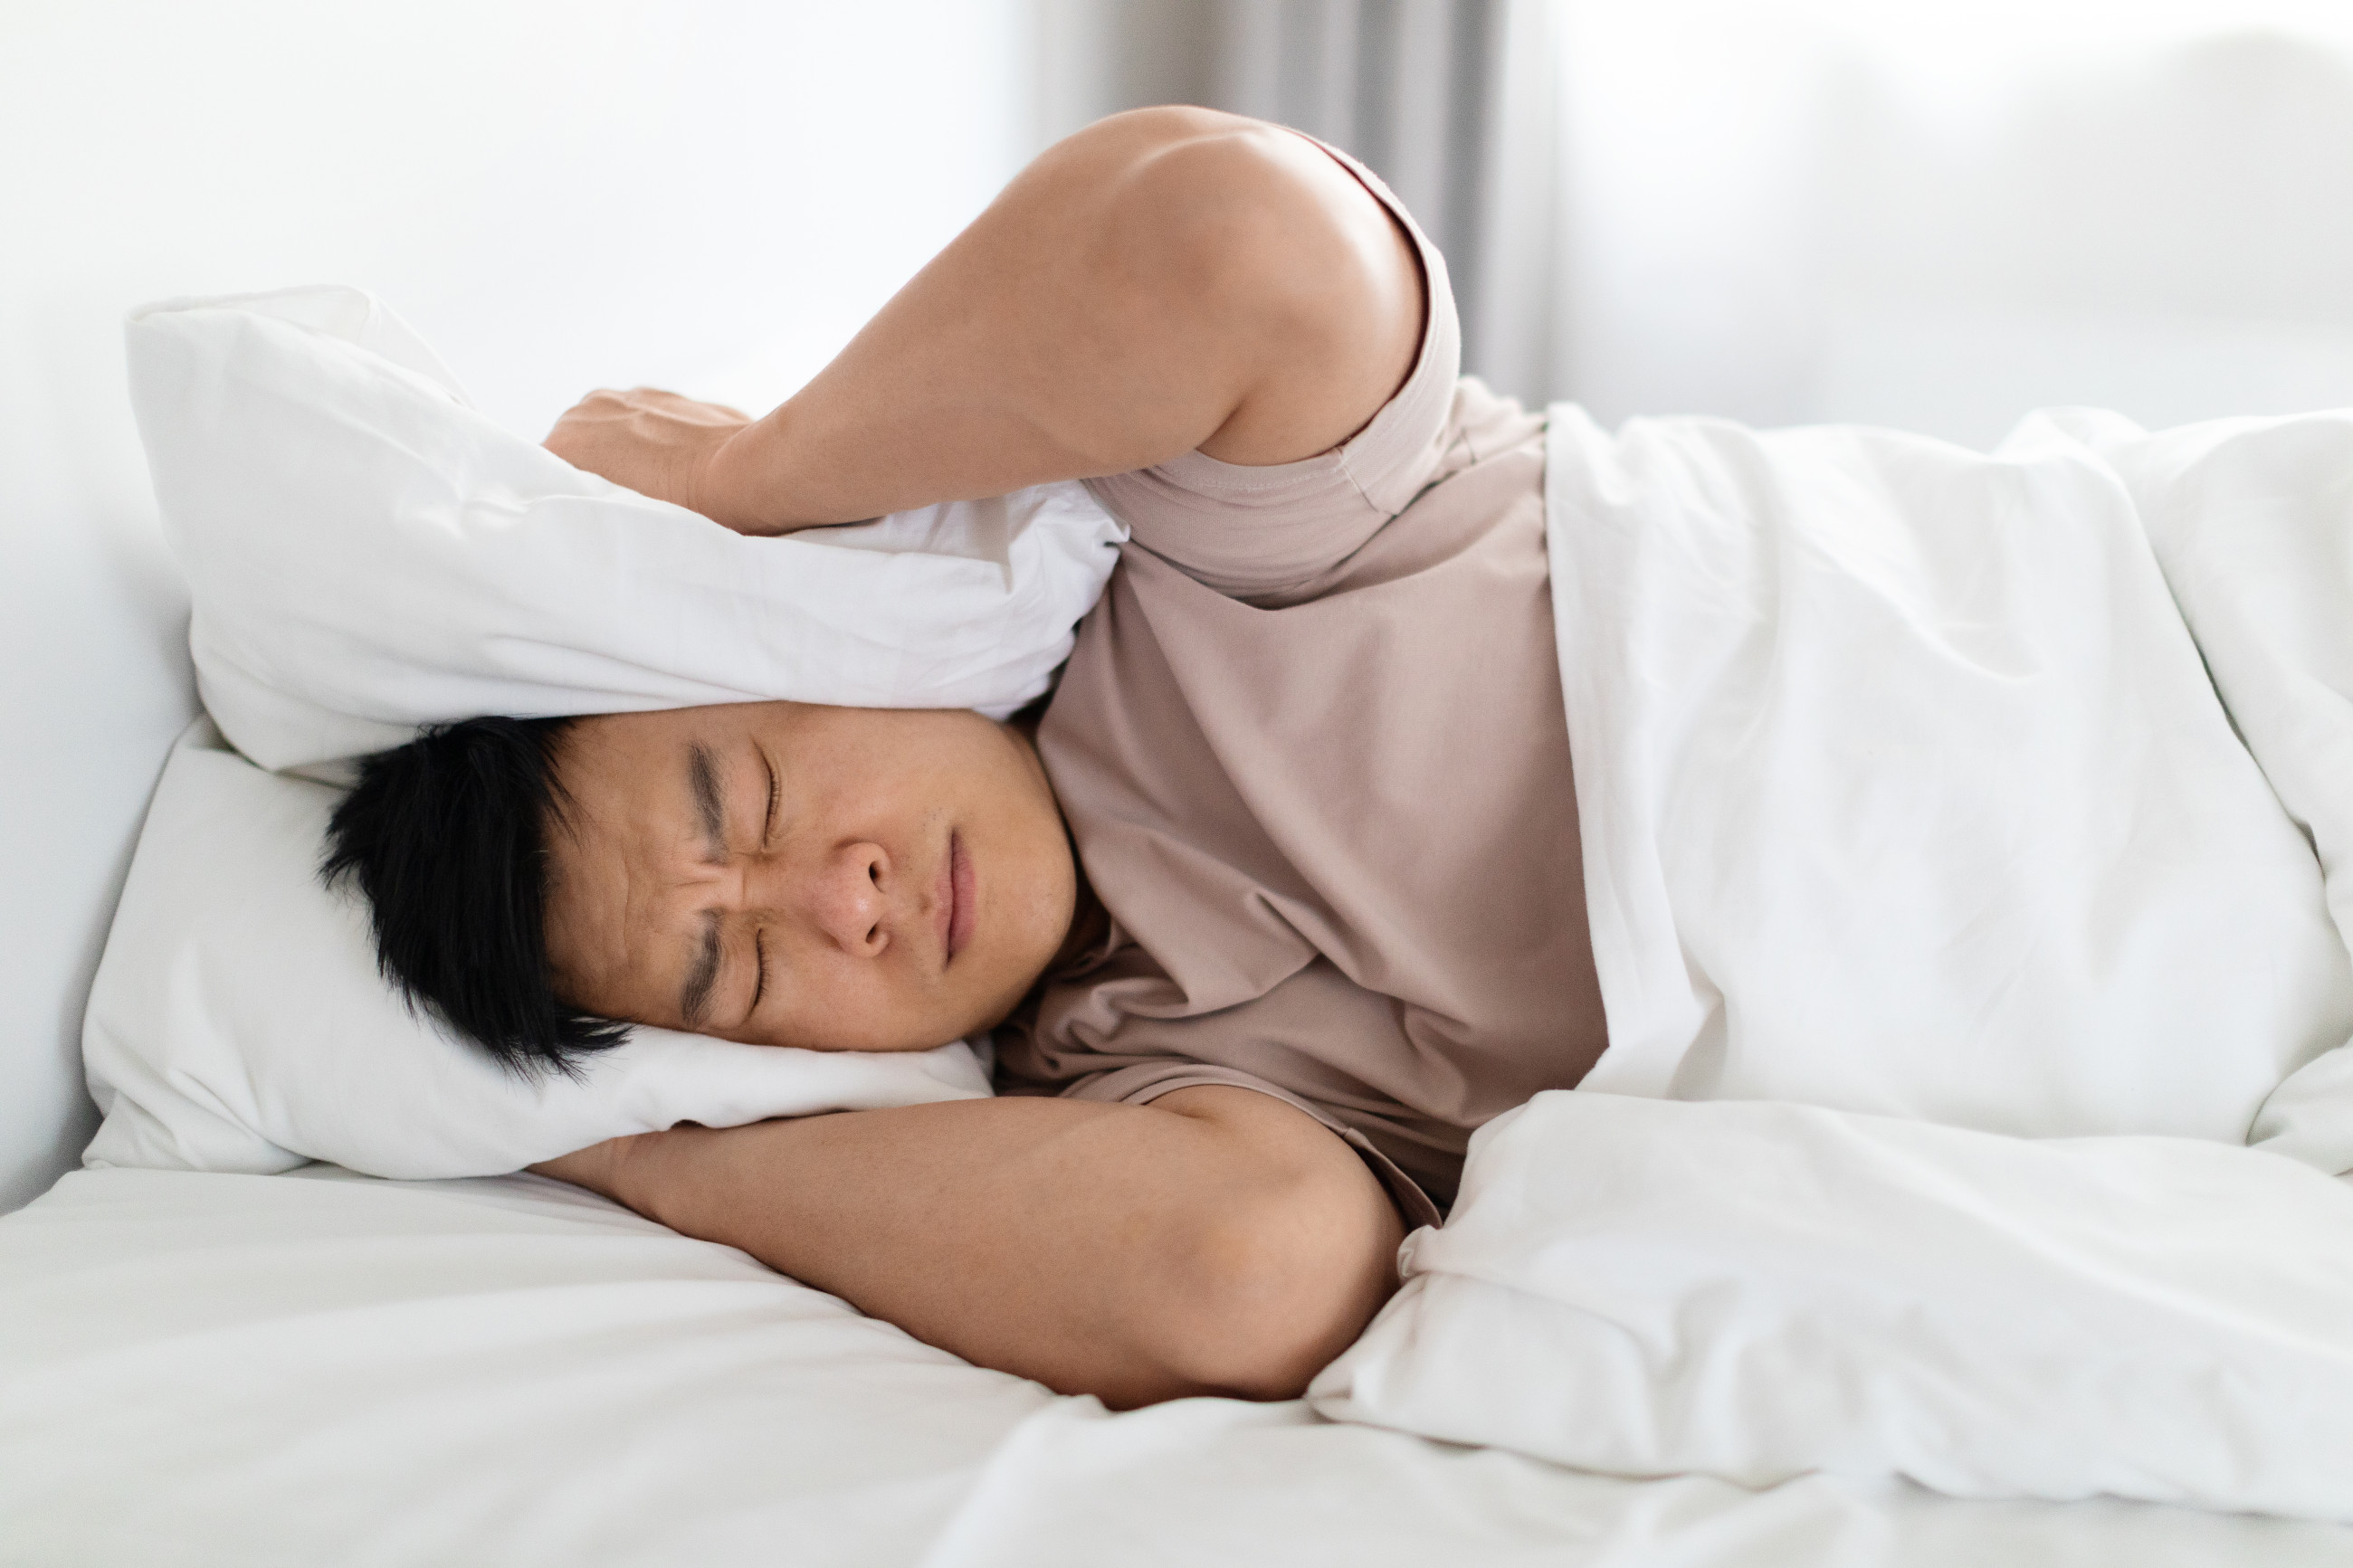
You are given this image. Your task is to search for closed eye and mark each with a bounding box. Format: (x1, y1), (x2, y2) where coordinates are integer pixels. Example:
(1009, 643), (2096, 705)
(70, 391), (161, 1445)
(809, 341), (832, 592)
(749, 927), (768, 1016)
(762, 748), (780, 846)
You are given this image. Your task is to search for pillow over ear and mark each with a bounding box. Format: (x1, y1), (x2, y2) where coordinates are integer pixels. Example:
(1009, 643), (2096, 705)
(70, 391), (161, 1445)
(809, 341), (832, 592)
(124, 284), (1124, 777)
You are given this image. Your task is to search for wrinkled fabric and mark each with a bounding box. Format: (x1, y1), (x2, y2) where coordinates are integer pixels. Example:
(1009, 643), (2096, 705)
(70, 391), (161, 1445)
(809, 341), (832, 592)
(1313, 1092), (2353, 1520)
(17, 1165), (2350, 1565)
(1311, 400), (2353, 1520)
(1547, 405), (2353, 1142)
(126, 285), (1123, 777)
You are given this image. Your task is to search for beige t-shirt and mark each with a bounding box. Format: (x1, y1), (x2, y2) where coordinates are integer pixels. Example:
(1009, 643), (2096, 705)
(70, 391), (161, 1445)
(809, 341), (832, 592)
(994, 147), (1607, 1226)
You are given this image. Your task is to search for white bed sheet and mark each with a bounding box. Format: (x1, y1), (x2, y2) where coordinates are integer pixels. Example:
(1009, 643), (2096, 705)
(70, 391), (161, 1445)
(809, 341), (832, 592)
(7, 1168), (2349, 1567)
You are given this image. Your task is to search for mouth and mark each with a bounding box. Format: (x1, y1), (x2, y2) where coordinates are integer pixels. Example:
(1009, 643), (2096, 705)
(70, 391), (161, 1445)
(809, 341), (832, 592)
(942, 830), (976, 965)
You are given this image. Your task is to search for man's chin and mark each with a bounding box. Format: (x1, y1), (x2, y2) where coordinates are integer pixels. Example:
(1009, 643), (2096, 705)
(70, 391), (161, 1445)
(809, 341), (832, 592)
(735, 1024), (982, 1056)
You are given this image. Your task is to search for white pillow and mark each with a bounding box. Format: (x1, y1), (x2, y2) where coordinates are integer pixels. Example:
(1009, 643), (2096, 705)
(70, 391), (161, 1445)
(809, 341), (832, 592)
(83, 721), (992, 1177)
(123, 284), (1124, 777)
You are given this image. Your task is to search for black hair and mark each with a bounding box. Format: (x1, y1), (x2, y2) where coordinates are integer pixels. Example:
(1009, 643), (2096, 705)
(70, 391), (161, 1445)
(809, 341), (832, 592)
(320, 715), (628, 1079)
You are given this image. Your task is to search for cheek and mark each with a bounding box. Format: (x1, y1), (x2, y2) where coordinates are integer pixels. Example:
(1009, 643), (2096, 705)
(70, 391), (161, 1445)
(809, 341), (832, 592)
(998, 819), (1077, 954)
(764, 948), (949, 1052)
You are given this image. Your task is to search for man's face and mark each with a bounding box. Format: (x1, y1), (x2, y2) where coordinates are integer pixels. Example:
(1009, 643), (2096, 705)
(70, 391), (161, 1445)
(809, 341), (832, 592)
(541, 701), (1075, 1053)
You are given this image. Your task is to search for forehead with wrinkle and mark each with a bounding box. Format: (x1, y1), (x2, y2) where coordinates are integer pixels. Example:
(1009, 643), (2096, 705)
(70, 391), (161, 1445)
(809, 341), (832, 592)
(539, 715), (698, 1020)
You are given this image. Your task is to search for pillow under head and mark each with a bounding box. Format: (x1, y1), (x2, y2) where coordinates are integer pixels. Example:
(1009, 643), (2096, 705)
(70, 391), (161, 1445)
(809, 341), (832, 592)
(83, 722), (992, 1178)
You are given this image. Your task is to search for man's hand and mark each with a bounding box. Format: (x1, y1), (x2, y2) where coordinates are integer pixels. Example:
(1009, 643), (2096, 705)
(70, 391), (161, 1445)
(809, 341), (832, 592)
(544, 387), (751, 520)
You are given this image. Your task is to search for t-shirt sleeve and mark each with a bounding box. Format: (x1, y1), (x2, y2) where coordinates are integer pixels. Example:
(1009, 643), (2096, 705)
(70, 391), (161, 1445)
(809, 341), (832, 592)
(1047, 1059), (1445, 1232)
(1081, 138), (1464, 600)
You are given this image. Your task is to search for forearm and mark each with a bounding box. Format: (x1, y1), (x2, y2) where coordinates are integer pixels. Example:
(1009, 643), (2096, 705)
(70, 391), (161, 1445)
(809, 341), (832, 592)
(576, 1088), (1403, 1408)
(680, 109), (1420, 532)
(691, 121), (1236, 527)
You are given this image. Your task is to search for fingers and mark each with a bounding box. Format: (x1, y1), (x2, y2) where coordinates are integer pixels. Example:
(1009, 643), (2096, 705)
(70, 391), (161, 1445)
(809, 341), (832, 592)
(540, 388), (753, 511)
(547, 388), (750, 441)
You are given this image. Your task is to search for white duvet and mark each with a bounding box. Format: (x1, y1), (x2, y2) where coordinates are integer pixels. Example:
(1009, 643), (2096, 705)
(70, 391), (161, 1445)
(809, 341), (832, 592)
(1311, 406), (2353, 1520)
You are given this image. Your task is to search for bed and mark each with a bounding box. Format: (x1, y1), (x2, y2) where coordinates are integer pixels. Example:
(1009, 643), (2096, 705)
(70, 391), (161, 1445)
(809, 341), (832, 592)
(13, 1164), (2353, 1566)
(12, 293), (2353, 1568)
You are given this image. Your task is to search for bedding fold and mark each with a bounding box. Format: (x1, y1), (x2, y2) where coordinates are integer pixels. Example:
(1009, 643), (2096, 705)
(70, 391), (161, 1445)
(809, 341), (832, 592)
(1541, 403), (2353, 1149)
(1310, 1092), (2353, 1520)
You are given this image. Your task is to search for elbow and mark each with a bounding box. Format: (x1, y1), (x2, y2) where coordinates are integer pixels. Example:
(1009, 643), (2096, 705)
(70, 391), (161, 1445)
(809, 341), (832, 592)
(1134, 1166), (1405, 1406)
(1076, 109), (1371, 350)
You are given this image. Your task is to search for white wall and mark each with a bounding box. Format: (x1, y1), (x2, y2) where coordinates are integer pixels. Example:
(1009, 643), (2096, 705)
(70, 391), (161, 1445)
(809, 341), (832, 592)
(1526, 0), (2353, 444)
(0, 0), (1032, 1211)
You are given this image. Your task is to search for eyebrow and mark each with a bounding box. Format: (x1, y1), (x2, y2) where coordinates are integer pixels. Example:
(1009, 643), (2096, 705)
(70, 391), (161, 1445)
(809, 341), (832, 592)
(681, 910), (720, 1029)
(688, 741), (726, 861)
(678, 740), (729, 1028)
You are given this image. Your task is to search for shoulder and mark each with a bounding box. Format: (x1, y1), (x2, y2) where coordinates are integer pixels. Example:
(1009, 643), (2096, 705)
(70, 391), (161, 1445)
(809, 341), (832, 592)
(1042, 109), (1426, 465)
(1034, 107), (1387, 300)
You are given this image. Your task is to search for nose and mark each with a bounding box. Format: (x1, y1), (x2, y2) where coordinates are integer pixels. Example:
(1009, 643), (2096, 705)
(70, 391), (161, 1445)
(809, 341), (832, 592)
(807, 840), (890, 956)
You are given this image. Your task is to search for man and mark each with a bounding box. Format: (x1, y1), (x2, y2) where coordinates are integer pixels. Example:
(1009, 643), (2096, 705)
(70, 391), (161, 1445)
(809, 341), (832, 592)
(325, 107), (1607, 1409)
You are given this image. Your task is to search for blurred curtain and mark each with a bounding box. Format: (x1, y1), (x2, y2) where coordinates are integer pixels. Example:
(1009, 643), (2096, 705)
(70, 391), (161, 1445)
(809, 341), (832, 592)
(1034, 0), (2353, 445)
(1029, 0), (1528, 376)
(1205, 1), (1508, 371)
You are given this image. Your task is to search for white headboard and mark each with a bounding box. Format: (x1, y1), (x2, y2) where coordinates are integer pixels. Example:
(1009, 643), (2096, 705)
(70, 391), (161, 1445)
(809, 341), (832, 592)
(0, 462), (195, 1212)
(0, 0), (1034, 1211)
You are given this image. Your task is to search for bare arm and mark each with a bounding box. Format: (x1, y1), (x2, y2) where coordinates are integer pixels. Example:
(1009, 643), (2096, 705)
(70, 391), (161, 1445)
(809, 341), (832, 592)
(546, 107), (1424, 532)
(533, 1085), (1406, 1409)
